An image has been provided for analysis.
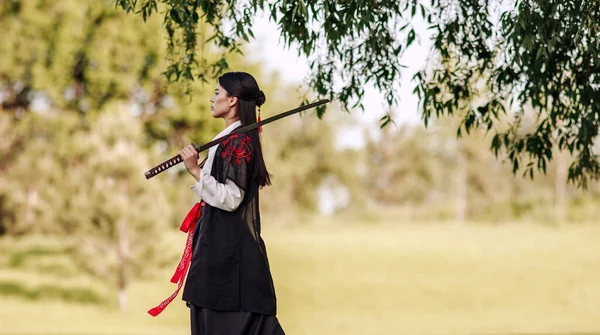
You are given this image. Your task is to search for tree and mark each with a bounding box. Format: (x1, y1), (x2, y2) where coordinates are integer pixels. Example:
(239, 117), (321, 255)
(0, 0), (221, 150)
(0, 0), (213, 310)
(0, 105), (176, 311)
(362, 119), (513, 222)
(364, 125), (443, 206)
(416, 0), (600, 188)
(66, 106), (174, 312)
(115, 0), (600, 187)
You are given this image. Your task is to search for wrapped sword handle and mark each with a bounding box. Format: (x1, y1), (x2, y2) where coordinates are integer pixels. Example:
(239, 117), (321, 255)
(143, 144), (198, 179)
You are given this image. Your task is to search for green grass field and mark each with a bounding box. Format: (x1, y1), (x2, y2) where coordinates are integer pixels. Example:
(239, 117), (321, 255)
(1, 220), (599, 335)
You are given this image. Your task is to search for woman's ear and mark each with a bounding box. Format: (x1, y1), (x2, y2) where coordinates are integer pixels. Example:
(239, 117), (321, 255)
(229, 96), (238, 107)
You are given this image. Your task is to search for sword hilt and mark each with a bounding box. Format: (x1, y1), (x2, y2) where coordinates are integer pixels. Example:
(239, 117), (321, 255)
(144, 99), (330, 179)
(144, 151), (185, 179)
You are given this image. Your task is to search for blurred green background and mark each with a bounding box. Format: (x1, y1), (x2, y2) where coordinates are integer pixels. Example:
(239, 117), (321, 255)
(1, 1), (599, 334)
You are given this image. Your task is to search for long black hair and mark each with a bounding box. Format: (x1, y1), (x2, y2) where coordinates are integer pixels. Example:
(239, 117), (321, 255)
(218, 72), (272, 187)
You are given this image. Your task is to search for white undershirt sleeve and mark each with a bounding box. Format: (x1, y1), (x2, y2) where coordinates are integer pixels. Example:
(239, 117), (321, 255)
(190, 169), (245, 212)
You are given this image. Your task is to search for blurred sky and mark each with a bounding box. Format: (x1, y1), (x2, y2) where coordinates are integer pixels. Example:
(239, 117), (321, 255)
(247, 11), (432, 149)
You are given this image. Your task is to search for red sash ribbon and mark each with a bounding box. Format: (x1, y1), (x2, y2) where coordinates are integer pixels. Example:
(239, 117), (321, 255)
(147, 201), (204, 317)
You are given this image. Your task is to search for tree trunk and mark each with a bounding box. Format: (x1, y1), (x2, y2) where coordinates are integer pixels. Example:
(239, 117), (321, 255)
(455, 145), (467, 223)
(117, 217), (129, 312)
(116, 180), (131, 312)
(554, 152), (567, 224)
(25, 188), (38, 230)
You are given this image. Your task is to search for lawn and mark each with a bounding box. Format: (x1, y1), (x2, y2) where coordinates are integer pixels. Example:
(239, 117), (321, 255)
(1, 220), (599, 335)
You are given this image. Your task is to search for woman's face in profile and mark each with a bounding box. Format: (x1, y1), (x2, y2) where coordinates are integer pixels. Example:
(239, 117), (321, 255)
(210, 84), (233, 119)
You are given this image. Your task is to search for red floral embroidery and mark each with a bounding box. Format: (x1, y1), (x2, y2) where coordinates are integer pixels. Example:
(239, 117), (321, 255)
(220, 134), (252, 165)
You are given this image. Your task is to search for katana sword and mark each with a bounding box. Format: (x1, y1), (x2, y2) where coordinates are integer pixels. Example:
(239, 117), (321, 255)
(144, 99), (330, 179)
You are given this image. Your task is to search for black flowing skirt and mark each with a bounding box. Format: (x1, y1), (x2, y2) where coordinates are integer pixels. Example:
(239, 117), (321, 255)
(190, 304), (285, 335)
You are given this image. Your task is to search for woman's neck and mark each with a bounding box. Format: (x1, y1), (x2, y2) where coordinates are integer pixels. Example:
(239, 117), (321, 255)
(224, 116), (240, 128)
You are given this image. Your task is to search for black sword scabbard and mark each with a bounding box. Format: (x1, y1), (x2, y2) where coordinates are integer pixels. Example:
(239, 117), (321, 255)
(144, 99), (330, 179)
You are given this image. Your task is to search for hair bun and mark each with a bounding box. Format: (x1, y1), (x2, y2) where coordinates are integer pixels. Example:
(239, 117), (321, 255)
(256, 90), (266, 107)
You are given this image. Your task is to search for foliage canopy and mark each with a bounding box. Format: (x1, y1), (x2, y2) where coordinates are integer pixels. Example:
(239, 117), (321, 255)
(115, 0), (600, 186)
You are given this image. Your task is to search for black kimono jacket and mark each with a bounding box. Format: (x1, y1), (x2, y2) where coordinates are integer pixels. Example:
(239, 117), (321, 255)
(182, 133), (277, 316)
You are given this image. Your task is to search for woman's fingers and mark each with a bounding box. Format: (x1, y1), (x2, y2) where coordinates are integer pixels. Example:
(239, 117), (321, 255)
(185, 145), (198, 158)
(179, 145), (199, 161)
(180, 145), (197, 156)
(187, 144), (198, 154)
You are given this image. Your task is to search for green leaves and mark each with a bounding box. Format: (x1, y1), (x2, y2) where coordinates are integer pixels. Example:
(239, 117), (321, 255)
(415, 0), (600, 187)
(113, 0), (600, 187)
(139, 0), (158, 21)
(115, 0), (422, 115)
(379, 114), (394, 128)
(407, 29), (416, 47)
